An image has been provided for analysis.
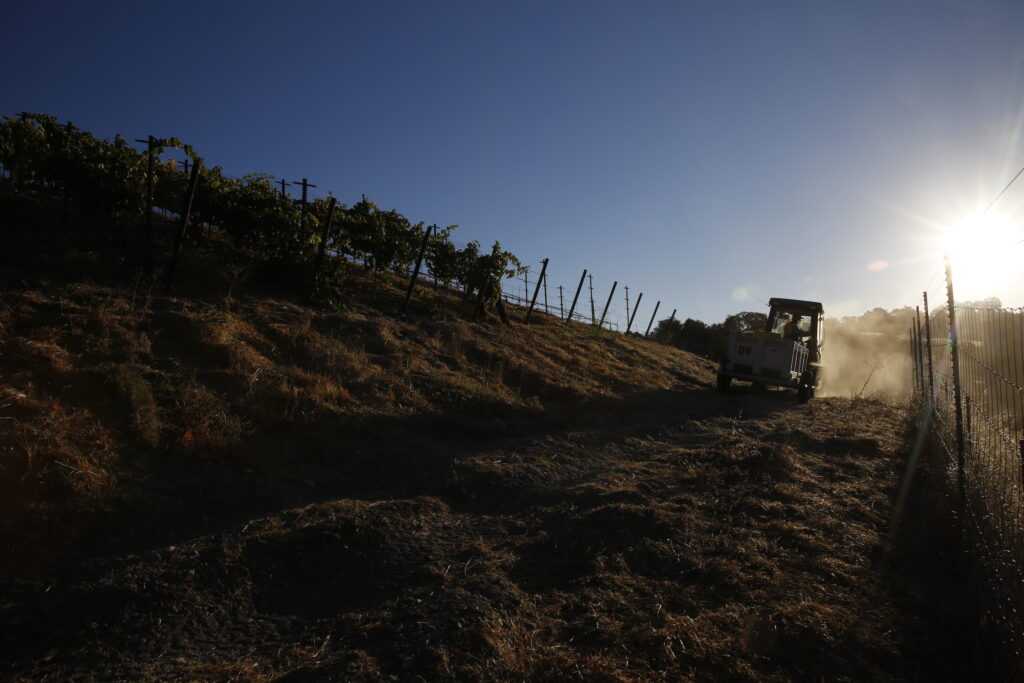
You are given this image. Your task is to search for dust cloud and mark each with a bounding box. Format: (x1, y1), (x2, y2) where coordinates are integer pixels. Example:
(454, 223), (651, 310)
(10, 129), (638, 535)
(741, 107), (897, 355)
(819, 321), (913, 400)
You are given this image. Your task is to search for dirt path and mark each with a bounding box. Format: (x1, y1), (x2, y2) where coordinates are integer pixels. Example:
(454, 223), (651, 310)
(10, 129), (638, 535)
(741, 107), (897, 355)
(0, 392), (956, 681)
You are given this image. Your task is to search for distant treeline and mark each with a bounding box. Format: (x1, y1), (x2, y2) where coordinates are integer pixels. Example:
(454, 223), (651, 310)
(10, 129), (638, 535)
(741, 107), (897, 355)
(649, 312), (767, 360)
(0, 113), (522, 303)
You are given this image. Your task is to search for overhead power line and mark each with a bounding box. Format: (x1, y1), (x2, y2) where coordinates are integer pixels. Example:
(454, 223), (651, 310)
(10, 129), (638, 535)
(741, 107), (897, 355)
(984, 163), (1024, 215)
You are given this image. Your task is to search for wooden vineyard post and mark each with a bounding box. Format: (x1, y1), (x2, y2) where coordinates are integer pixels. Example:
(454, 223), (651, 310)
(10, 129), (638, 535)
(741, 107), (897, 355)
(599, 281), (618, 330)
(165, 157), (202, 293)
(626, 292), (643, 334)
(292, 177), (317, 230)
(401, 224), (433, 315)
(61, 121), (72, 229)
(135, 135), (156, 274)
(313, 196), (338, 287)
(645, 300), (661, 337)
(566, 269), (587, 323)
(526, 258), (549, 323)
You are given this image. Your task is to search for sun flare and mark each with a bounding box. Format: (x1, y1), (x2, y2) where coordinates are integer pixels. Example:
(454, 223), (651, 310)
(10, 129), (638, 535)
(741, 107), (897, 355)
(942, 211), (1022, 303)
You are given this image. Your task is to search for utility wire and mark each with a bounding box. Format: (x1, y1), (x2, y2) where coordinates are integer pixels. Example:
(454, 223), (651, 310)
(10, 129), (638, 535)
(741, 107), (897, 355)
(984, 163), (1024, 215)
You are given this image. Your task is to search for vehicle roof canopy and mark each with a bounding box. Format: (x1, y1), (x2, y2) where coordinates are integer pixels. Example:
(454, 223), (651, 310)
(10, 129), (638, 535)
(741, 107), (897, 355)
(768, 298), (824, 315)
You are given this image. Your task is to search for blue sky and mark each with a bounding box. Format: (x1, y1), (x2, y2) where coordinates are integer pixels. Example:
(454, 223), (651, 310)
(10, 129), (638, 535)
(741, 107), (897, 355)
(5, 1), (1024, 326)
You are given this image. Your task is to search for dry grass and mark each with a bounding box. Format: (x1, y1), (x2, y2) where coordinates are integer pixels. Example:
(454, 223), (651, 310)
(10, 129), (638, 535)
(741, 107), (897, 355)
(111, 364), (160, 447)
(0, 268), (949, 681)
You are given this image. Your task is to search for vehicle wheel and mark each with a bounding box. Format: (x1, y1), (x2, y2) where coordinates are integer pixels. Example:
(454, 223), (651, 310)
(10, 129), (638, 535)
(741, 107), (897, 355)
(716, 373), (731, 393)
(797, 369), (817, 403)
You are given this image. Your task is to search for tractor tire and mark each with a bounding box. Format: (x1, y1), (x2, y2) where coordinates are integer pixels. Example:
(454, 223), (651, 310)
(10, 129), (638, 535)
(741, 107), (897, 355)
(716, 373), (732, 393)
(797, 369), (817, 403)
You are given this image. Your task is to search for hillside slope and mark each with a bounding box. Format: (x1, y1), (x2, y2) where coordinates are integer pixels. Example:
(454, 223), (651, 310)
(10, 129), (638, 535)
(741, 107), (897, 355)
(0, 265), (712, 575)
(0, 268), (953, 681)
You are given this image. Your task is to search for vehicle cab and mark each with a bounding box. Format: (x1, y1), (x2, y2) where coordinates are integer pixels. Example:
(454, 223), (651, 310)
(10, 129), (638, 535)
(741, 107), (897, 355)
(717, 297), (824, 402)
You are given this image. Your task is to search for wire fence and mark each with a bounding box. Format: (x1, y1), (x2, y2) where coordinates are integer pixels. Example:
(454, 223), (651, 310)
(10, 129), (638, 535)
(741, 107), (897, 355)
(491, 260), (679, 335)
(909, 260), (1024, 678)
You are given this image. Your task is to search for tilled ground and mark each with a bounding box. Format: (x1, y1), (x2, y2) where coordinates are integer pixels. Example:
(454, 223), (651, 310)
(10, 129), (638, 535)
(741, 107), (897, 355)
(1, 393), (950, 681)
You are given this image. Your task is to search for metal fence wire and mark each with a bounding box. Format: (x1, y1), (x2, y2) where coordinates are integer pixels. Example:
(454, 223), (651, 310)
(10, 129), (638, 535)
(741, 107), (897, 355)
(910, 260), (1024, 677)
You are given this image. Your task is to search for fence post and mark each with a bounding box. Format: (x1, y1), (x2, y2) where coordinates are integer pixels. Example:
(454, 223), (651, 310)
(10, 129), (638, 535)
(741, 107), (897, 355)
(293, 177), (317, 231)
(136, 135), (156, 274)
(566, 269), (587, 323)
(401, 224), (433, 315)
(165, 157), (202, 293)
(61, 121), (72, 229)
(965, 395), (972, 449)
(923, 291), (935, 402)
(668, 309), (677, 324)
(588, 274), (596, 324)
(1020, 440), (1024, 494)
(645, 300), (661, 337)
(945, 257), (966, 503)
(558, 285), (564, 320)
(598, 281), (618, 330)
(542, 270), (548, 315)
(626, 292), (643, 334)
(913, 325), (921, 395)
(313, 196), (338, 284)
(921, 305), (929, 395)
(526, 258), (549, 323)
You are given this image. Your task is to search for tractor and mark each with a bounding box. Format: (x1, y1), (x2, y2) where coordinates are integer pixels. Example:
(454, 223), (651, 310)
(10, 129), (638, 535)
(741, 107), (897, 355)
(716, 298), (824, 402)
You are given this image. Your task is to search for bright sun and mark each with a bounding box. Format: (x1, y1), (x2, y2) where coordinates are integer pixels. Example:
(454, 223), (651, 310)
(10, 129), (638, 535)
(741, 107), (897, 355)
(942, 211), (1021, 303)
